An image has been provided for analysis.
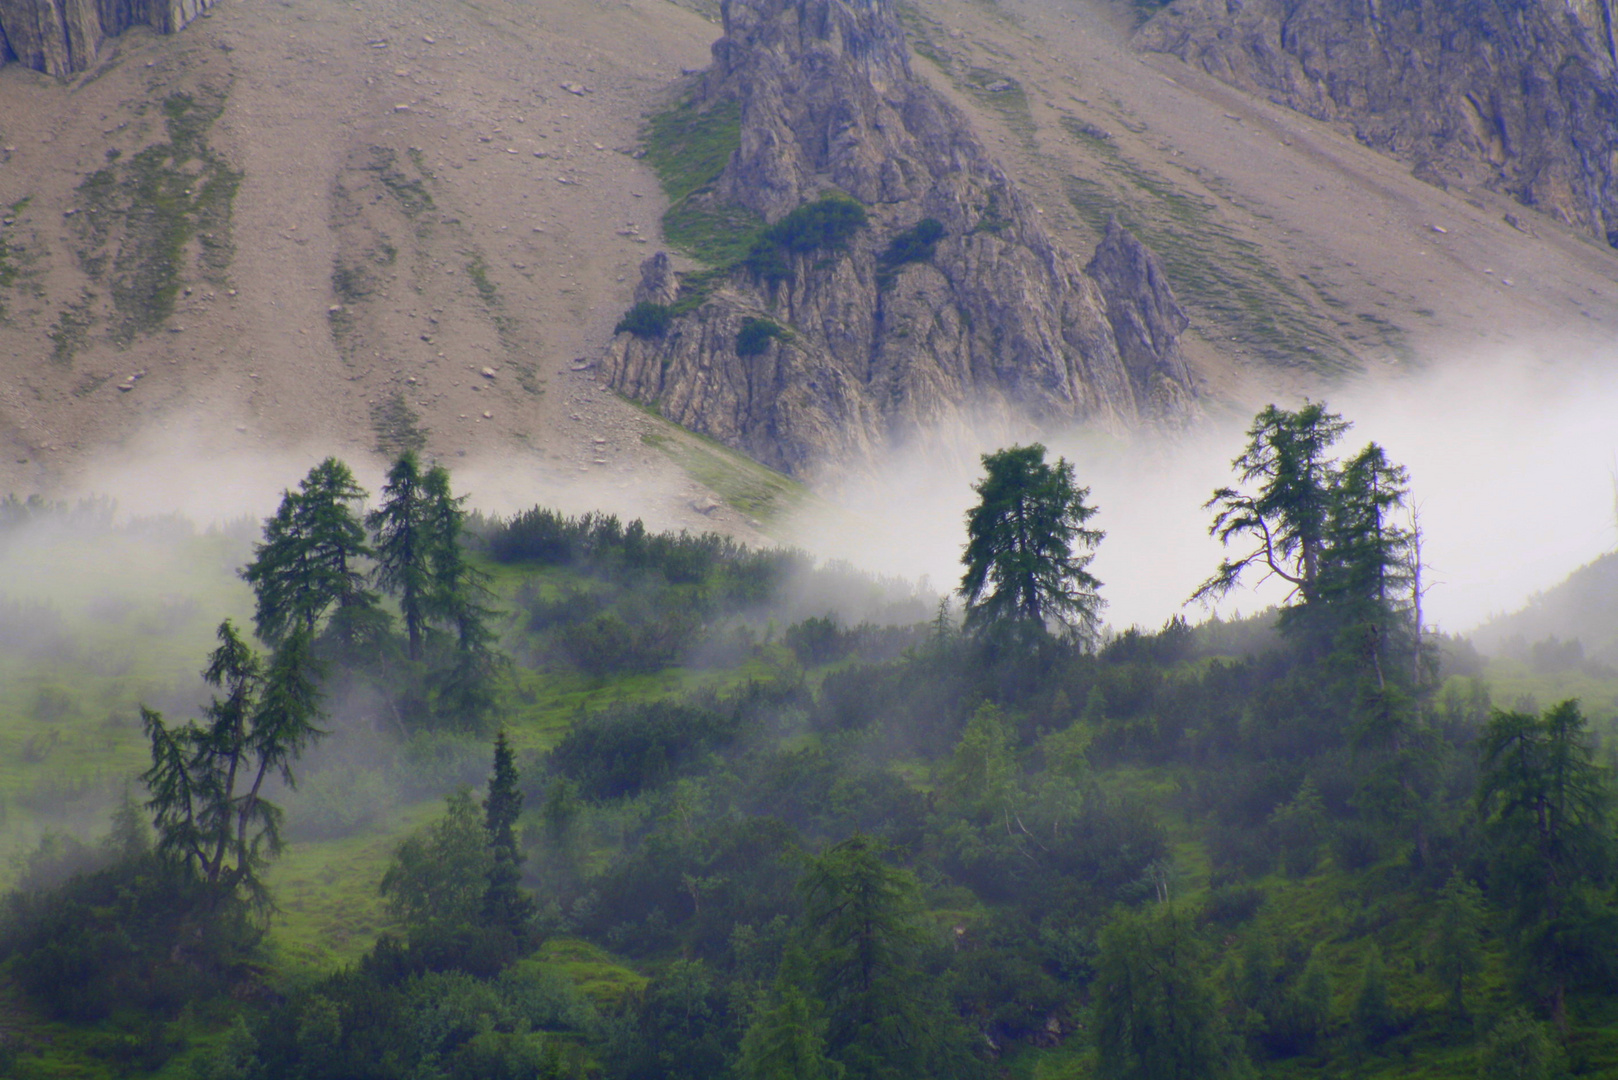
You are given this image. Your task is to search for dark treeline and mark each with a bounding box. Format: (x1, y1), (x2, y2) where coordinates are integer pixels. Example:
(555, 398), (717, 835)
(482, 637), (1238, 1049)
(0, 405), (1613, 1080)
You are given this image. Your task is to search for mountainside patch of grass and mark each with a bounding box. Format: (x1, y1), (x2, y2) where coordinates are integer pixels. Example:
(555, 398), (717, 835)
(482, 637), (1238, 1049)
(71, 85), (241, 346)
(1060, 116), (1364, 371)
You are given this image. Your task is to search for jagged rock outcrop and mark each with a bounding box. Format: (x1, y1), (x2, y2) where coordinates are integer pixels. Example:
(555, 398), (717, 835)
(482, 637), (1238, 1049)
(0, 0), (212, 76)
(1139, 0), (1618, 244)
(608, 0), (1198, 479)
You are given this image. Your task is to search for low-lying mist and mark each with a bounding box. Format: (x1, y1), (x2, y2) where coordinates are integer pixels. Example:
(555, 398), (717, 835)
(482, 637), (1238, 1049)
(8, 343), (1614, 663)
(792, 348), (1618, 637)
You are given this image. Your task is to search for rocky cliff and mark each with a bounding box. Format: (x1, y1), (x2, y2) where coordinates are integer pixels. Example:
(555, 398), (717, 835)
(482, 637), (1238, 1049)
(0, 0), (211, 76)
(1139, 0), (1618, 244)
(607, 0), (1198, 480)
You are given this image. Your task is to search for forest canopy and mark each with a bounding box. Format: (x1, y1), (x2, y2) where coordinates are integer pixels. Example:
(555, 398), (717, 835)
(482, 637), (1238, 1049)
(0, 407), (1613, 1080)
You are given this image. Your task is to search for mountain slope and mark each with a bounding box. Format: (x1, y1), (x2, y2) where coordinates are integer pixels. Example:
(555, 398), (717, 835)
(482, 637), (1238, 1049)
(1138, 0), (1618, 246)
(1471, 549), (1618, 666)
(0, 0), (1616, 511)
(606, 0), (1198, 480)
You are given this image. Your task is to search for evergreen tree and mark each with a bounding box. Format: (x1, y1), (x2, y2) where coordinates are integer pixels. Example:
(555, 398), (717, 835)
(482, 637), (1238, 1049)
(141, 621), (324, 907)
(1194, 401), (1349, 606)
(421, 462), (501, 722)
(368, 452), (434, 661)
(940, 703), (1016, 817)
(379, 788), (494, 940)
(797, 835), (975, 1080)
(736, 977), (843, 1080)
(1197, 403), (1424, 688)
(1477, 699), (1616, 1029)
(1475, 1009), (1567, 1080)
(1094, 902), (1243, 1080)
(1352, 945), (1397, 1046)
(959, 444), (1104, 641)
(1428, 872), (1485, 1019)
(482, 731), (534, 936)
(242, 458), (378, 646)
(1309, 442), (1413, 677)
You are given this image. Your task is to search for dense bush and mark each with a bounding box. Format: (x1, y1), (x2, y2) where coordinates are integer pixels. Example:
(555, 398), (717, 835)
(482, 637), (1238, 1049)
(744, 193), (868, 283)
(876, 217), (945, 288)
(735, 316), (787, 356)
(547, 700), (744, 800)
(614, 301), (673, 338)
(1, 853), (259, 1025)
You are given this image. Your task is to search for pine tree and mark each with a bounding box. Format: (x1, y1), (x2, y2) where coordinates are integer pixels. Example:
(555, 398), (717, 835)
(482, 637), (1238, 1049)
(242, 458), (378, 646)
(736, 975), (844, 1080)
(1429, 872), (1485, 1019)
(482, 730), (534, 936)
(1194, 401), (1350, 606)
(1310, 442), (1413, 677)
(141, 621), (324, 907)
(1197, 404), (1425, 688)
(1478, 699), (1615, 1030)
(1094, 902), (1243, 1080)
(1352, 945), (1397, 1046)
(368, 451), (434, 661)
(960, 444), (1104, 641)
(421, 462), (500, 722)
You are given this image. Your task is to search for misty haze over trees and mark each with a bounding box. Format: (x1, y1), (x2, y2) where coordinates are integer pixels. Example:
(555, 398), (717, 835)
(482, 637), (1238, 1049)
(0, 402), (1612, 1080)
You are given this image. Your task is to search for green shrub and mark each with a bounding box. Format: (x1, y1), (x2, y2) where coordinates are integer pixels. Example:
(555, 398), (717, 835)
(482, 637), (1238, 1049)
(548, 700), (742, 800)
(616, 301), (673, 338)
(875, 218), (945, 289)
(766, 194), (868, 253)
(745, 194), (868, 283)
(735, 317), (788, 356)
(880, 218), (945, 267)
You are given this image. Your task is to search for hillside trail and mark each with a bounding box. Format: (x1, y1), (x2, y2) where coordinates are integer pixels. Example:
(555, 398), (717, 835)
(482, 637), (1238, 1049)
(0, 0), (1614, 529)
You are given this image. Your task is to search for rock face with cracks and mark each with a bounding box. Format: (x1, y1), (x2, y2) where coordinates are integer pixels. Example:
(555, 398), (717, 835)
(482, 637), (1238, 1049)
(607, 0), (1198, 480)
(0, 0), (212, 76)
(1139, 0), (1618, 245)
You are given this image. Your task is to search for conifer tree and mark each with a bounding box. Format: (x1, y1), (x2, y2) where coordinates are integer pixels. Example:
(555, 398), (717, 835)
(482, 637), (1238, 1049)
(482, 730), (534, 935)
(421, 462), (500, 720)
(368, 452), (433, 661)
(1094, 902), (1242, 1080)
(1428, 872), (1485, 1019)
(1478, 699), (1615, 1030)
(368, 454), (496, 678)
(960, 444), (1104, 641)
(141, 621), (324, 908)
(1197, 403), (1425, 686)
(1195, 401), (1349, 606)
(242, 458), (377, 646)
(737, 974), (843, 1080)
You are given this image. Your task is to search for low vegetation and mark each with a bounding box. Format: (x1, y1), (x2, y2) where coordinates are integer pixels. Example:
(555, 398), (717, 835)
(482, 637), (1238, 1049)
(876, 217), (945, 289)
(743, 193), (868, 285)
(1059, 116), (1363, 370)
(642, 96), (762, 266)
(734, 316), (787, 356)
(615, 301), (672, 339)
(71, 85), (241, 345)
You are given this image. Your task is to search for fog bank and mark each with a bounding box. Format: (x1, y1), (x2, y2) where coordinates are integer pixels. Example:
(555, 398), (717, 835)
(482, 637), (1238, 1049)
(789, 349), (1618, 635)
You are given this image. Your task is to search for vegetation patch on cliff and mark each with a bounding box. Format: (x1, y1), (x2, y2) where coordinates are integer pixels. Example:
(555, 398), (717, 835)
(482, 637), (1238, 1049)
(735, 316), (788, 356)
(743, 193), (868, 284)
(642, 96), (762, 265)
(616, 301), (672, 339)
(876, 217), (945, 288)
